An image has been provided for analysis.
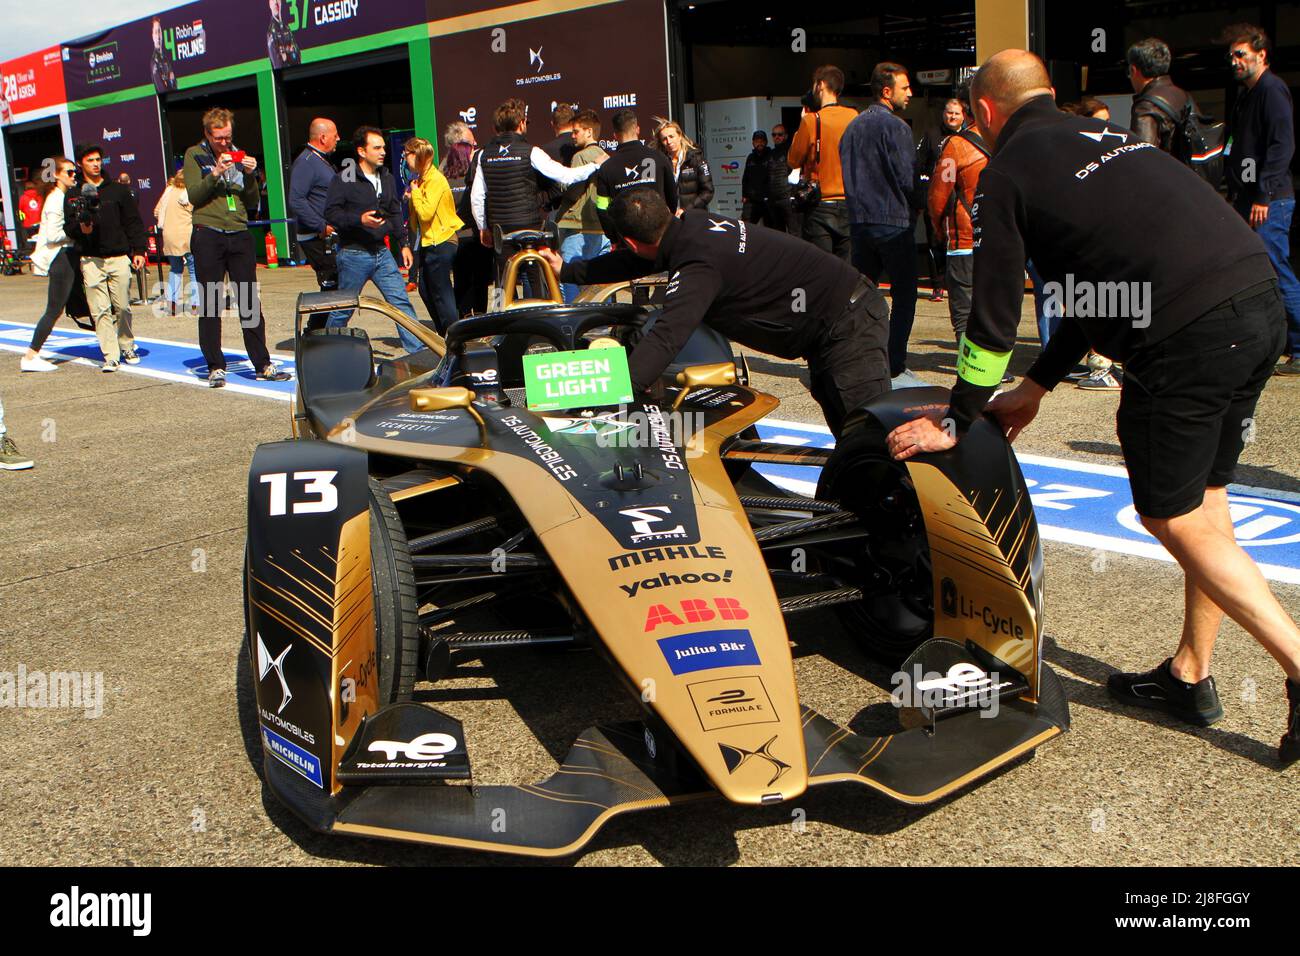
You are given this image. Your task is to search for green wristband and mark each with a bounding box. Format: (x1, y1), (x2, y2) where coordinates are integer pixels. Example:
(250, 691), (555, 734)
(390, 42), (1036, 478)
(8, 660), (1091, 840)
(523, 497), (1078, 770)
(956, 335), (1012, 387)
(593, 195), (611, 210)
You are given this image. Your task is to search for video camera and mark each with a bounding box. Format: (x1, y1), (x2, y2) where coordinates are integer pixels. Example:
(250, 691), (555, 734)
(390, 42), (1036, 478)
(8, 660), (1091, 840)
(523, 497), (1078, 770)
(66, 182), (101, 226)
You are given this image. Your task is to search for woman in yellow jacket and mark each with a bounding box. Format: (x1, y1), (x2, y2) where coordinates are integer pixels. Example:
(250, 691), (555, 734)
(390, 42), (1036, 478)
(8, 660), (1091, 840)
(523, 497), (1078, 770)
(403, 137), (462, 334)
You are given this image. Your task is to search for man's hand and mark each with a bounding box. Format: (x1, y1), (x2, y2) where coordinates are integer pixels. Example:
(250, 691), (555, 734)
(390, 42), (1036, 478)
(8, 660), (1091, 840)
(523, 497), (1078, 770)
(887, 413), (957, 461)
(1250, 202), (1270, 228)
(131, 255), (146, 271)
(479, 228), (492, 248)
(401, 246), (413, 270)
(240, 154), (258, 173)
(360, 210), (384, 228)
(985, 379), (1047, 443)
(537, 247), (563, 273)
(213, 154), (234, 177)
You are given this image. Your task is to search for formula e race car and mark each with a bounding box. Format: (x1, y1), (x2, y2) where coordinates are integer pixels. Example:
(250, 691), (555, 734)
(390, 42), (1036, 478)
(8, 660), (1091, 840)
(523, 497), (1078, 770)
(242, 227), (1069, 857)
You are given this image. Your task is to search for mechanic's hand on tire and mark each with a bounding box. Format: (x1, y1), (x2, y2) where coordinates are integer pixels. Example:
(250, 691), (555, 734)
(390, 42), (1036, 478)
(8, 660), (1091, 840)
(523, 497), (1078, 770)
(887, 413), (957, 461)
(985, 379), (1047, 444)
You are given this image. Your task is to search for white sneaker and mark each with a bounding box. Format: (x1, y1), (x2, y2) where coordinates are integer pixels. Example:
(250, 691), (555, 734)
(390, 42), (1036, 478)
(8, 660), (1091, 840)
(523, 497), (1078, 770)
(20, 355), (58, 372)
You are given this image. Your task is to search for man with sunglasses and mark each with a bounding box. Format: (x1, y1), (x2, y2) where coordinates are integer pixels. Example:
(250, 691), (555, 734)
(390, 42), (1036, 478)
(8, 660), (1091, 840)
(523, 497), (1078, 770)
(64, 144), (146, 372)
(1223, 23), (1299, 377)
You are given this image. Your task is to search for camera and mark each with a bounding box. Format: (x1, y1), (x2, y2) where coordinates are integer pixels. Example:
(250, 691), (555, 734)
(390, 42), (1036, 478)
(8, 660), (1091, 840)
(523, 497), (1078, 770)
(320, 232), (339, 290)
(67, 182), (101, 225)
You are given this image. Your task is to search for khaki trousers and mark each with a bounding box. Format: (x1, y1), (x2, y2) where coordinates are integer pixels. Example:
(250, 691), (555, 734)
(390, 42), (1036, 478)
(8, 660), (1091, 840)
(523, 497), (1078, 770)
(81, 255), (135, 362)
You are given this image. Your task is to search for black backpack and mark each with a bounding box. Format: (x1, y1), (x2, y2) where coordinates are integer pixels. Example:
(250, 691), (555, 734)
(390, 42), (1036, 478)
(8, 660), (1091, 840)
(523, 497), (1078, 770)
(1137, 91), (1226, 189)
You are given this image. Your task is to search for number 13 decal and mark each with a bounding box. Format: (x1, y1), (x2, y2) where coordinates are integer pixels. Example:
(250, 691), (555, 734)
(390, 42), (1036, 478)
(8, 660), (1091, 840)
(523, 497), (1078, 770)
(260, 471), (338, 515)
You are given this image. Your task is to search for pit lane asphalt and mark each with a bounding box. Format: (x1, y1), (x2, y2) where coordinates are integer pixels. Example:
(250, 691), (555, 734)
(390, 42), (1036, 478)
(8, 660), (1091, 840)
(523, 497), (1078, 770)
(1, 264), (1296, 867)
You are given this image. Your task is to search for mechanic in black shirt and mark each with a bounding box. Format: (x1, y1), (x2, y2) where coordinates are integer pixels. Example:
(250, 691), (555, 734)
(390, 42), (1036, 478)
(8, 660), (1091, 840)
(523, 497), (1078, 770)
(593, 110), (678, 245)
(885, 50), (1300, 764)
(538, 187), (890, 437)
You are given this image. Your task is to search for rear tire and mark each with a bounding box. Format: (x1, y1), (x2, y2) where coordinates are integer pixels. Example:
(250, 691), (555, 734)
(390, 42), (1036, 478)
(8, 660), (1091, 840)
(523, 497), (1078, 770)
(368, 478), (418, 702)
(816, 422), (934, 664)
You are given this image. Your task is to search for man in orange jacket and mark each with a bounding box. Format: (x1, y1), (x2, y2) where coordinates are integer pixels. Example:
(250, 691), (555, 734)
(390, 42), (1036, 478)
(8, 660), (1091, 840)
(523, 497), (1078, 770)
(927, 109), (989, 348)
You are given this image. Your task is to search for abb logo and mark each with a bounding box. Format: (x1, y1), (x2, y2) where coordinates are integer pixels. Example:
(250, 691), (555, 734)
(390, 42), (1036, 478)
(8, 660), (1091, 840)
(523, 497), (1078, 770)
(644, 597), (748, 632)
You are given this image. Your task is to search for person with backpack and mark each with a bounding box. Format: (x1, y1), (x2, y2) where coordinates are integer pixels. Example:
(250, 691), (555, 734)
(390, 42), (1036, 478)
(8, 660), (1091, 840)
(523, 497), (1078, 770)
(927, 107), (988, 349)
(1128, 39), (1197, 154)
(1222, 23), (1299, 377)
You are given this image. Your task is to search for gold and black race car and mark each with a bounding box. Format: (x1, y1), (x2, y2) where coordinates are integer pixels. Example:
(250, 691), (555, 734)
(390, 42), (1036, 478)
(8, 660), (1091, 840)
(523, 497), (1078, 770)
(243, 229), (1069, 857)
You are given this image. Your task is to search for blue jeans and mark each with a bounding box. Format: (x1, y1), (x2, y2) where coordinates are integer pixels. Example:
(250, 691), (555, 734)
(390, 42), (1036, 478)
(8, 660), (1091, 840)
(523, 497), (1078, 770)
(330, 247), (425, 353)
(559, 229), (611, 302)
(415, 240), (459, 335)
(1027, 260), (1061, 346)
(165, 254), (199, 309)
(852, 222), (917, 377)
(1248, 197), (1300, 359)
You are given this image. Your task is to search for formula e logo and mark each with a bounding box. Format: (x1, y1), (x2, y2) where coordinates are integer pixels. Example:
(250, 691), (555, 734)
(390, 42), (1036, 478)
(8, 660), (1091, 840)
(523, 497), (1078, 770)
(708, 688), (754, 705)
(719, 736), (790, 786)
(459, 106), (477, 123)
(368, 732), (458, 762)
(529, 47), (544, 73)
(256, 634), (292, 714)
(1079, 126), (1128, 143)
(707, 218), (735, 232)
(620, 505), (687, 544)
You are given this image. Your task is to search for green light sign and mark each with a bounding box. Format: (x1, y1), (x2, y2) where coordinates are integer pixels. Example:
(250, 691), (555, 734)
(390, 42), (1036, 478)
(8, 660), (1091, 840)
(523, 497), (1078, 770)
(521, 347), (634, 411)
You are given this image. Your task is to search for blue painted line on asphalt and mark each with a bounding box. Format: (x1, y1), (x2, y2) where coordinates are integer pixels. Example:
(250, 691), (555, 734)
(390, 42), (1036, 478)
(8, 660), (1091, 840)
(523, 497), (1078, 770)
(5, 317), (1296, 581)
(753, 418), (1300, 584)
(0, 319), (296, 399)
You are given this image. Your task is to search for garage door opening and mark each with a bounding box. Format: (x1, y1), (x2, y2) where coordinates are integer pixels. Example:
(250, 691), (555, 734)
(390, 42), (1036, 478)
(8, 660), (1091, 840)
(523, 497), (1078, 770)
(162, 80), (262, 176)
(280, 49), (415, 180)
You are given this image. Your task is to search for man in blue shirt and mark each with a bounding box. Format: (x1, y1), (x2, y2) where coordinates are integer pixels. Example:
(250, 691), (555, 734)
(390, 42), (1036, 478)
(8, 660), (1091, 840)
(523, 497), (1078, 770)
(841, 62), (917, 378)
(1223, 23), (1300, 375)
(288, 118), (341, 297)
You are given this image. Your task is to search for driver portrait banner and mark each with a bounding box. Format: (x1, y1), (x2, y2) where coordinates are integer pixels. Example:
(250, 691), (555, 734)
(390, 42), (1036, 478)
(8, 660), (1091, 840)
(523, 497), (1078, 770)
(1, 47), (66, 120)
(522, 347), (634, 411)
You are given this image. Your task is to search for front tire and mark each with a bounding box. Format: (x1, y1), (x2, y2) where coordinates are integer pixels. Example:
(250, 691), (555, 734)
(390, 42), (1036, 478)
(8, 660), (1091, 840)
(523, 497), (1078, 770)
(816, 422), (933, 663)
(368, 478), (418, 702)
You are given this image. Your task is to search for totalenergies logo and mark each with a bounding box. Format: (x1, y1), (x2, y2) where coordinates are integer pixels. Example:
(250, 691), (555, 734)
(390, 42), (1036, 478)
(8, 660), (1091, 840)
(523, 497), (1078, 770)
(721, 161), (739, 173)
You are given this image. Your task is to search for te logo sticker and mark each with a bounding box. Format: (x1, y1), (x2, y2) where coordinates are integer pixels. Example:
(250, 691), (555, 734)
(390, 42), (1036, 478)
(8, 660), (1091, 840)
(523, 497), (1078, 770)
(644, 597), (748, 631)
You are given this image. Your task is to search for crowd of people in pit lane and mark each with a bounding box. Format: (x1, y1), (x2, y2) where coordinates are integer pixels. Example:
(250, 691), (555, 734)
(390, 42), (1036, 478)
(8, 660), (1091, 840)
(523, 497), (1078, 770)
(0, 21), (1297, 769)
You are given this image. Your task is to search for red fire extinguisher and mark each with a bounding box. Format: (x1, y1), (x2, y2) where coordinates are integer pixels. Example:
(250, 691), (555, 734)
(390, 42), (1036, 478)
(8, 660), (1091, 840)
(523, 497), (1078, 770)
(265, 231), (279, 269)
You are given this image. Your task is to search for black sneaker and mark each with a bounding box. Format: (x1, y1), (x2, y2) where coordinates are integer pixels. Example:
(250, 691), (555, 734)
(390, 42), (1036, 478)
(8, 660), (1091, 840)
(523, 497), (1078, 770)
(257, 364), (292, 382)
(1281, 679), (1300, 766)
(1107, 658), (1224, 726)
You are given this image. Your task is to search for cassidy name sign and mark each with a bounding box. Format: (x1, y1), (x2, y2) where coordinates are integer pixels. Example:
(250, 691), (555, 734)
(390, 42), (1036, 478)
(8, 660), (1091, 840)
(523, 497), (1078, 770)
(522, 348), (634, 410)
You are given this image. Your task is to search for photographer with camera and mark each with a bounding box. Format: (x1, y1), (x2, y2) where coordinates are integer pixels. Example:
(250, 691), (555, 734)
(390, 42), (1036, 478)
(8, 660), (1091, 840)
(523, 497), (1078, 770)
(64, 144), (146, 371)
(184, 108), (291, 388)
(323, 126), (428, 352)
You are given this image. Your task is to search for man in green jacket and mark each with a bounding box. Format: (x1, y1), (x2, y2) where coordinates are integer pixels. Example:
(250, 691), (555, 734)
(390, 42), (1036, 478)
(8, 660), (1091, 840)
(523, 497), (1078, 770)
(183, 107), (290, 388)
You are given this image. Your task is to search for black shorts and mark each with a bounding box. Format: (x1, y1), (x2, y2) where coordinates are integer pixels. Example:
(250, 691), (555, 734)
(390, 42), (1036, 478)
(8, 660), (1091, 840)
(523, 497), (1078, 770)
(1117, 281), (1286, 519)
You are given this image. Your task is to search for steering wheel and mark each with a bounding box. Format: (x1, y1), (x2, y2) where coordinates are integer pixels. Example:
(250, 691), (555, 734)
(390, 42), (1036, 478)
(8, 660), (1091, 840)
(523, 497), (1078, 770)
(444, 302), (651, 353)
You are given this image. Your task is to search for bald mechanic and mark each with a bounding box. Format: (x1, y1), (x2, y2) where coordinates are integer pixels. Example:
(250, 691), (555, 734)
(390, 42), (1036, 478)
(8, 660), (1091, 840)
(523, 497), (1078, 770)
(886, 50), (1300, 765)
(537, 188), (890, 437)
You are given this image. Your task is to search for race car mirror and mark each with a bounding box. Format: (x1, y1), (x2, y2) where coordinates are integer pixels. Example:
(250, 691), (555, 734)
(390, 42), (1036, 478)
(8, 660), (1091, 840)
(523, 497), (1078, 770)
(409, 386), (486, 428)
(521, 347), (634, 411)
(672, 362), (738, 410)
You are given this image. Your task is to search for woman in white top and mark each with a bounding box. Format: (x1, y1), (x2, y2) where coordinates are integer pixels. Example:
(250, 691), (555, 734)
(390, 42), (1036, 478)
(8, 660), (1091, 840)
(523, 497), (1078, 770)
(21, 157), (79, 372)
(154, 169), (200, 314)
